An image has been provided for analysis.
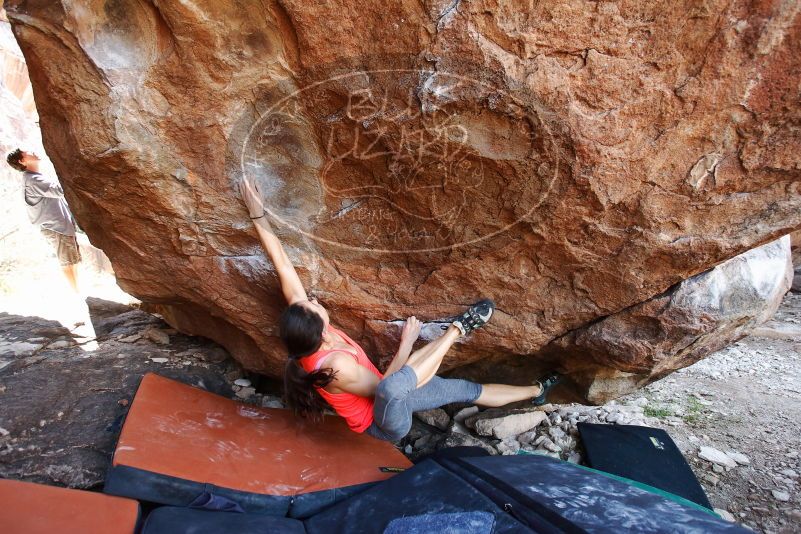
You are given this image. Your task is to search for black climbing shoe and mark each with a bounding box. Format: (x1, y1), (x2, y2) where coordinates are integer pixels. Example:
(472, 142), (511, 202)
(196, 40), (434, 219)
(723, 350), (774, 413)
(532, 372), (561, 406)
(451, 299), (495, 336)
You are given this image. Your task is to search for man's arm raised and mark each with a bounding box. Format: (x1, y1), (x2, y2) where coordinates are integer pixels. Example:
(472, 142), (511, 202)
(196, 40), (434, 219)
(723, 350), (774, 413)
(239, 176), (308, 305)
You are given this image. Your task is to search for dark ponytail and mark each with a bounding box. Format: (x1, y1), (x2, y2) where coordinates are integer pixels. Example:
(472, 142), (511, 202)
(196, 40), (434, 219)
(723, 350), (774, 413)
(279, 303), (337, 422)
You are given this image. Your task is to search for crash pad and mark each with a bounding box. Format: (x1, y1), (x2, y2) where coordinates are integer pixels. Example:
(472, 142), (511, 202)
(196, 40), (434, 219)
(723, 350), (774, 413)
(578, 423), (713, 509)
(305, 454), (749, 533)
(0, 478), (139, 534)
(104, 373), (411, 516)
(140, 506), (306, 534)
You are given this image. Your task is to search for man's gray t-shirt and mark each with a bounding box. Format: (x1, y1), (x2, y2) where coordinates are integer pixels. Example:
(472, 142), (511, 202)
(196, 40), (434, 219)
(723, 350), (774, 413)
(23, 170), (76, 236)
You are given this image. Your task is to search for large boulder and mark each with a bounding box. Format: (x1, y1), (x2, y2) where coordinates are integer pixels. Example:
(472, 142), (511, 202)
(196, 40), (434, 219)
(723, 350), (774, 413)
(5, 1), (800, 395)
(544, 236), (793, 403)
(449, 236), (792, 402)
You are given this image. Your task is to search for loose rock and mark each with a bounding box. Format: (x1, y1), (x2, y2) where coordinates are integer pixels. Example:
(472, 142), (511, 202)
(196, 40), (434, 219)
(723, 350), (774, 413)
(699, 447), (738, 468)
(440, 433), (497, 456)
(415, 408), (450, 431)
(516, 430), (539, 445)
(235, 386), (256, 400)
(452, 406), (479, 423)
(474, 411), (546, 440)
(413, 434), (431, 450)
(771, 490), (790, 502)
(144, 329), (170, 345)
(726, 451), (751, 465)
(714, 509), (736, 522)
(540, 438), (562, 453)
(548, 427), (567, 441)
(496, 438), (521, 455)
(0, 341), (42, 356)
(701, 473), (720, 487)
(261, 396), (285, 409)
(448, 421), (470, 435)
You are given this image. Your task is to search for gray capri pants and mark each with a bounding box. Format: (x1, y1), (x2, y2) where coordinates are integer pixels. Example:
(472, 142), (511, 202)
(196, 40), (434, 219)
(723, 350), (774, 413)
(364, 365), (482, 441)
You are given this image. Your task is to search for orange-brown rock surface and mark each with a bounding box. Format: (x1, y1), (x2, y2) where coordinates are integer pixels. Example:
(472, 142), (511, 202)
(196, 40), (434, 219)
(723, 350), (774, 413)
(5, 0), (800, 401)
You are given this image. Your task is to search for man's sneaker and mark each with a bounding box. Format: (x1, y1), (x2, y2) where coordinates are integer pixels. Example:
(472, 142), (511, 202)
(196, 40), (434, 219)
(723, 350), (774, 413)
(452, 299), (495, 336)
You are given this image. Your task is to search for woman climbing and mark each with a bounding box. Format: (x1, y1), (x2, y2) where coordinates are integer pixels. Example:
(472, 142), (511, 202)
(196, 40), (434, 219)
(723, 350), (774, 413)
(239, 175), (560, 441)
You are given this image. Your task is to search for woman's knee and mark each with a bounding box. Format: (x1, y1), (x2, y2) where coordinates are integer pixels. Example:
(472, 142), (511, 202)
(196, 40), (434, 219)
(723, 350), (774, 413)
(375, 378), (398, 402)
(365, 422), (406, 442)
(374, 421), (410, 441)
(372, 397), (413, 440)
(376, 367), (417, 401)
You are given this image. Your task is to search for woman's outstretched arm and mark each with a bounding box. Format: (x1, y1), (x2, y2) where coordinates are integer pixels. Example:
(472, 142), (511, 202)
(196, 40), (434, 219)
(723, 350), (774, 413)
(383, 316), (421, 377)
(239, 176), (308, 305)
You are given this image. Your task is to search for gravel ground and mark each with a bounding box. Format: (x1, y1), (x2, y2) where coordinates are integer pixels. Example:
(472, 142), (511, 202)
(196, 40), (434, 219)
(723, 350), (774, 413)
(625, 291), (801, 533)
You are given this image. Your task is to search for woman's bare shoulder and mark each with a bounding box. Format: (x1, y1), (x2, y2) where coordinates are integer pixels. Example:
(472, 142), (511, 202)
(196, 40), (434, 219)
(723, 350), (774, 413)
(317, 350), (356, 371)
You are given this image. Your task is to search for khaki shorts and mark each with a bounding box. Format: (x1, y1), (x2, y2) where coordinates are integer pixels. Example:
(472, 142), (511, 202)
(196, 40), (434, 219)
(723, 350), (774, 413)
(41, 228), (82, 266)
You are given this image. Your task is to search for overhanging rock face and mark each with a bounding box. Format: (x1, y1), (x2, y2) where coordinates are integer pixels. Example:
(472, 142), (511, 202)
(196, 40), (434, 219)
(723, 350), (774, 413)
(547, 236), (793, 403)
(6, 1), (800, 398)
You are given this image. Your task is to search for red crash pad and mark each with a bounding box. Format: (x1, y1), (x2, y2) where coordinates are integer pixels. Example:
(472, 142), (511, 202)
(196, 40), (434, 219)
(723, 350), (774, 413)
(0, 479), (139, 534)
(112, 373), (412, 495)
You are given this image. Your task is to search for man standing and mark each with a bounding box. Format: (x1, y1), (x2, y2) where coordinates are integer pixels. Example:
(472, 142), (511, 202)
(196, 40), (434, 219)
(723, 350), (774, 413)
(6, 148), (82, 294)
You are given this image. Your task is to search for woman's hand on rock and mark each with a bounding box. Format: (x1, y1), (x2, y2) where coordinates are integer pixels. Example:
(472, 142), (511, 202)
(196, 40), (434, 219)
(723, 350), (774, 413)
(238, 175), (264, 218)
(401, 316), (422, 345)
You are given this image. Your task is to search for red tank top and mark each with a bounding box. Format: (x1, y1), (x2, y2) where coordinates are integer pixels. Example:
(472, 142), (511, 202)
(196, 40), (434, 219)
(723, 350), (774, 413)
(299, 325), (383, 433)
